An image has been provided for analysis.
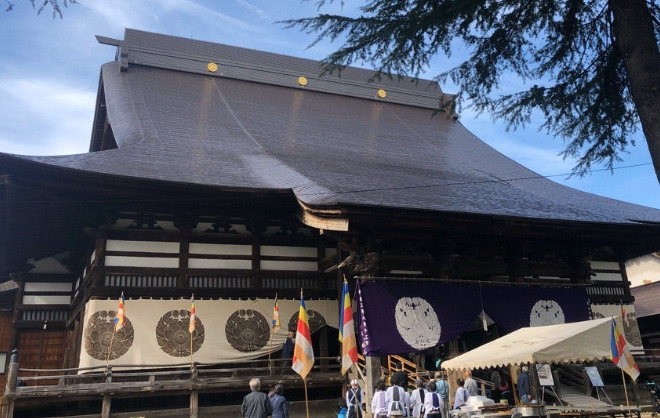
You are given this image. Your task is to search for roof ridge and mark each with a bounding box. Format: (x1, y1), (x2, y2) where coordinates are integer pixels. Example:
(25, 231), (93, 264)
(100, 29), (456, 112)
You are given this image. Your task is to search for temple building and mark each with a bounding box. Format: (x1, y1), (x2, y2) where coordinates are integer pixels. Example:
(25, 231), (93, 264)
(1, 29), (660, 416)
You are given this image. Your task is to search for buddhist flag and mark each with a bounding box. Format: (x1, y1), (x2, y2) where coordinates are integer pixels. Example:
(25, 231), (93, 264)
(292, 290), (314, 379)
(189, 295), (196, 334)
(620, 304), (630, 327)
(114, 292), (126, 332)
(340, 280), (358, 375)
(272, 297), (281, 333)
(339, 281), (347, 343)
(610, 318), (640, 381)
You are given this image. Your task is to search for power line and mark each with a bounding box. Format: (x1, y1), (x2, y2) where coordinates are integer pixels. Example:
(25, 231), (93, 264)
(2, 161), (653, 204)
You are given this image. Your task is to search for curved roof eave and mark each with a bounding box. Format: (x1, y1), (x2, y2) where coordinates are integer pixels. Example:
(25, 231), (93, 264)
(4, 28), (660, 232)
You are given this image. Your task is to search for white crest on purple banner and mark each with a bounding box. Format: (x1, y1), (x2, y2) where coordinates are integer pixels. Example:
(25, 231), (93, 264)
(529, 299), (565, 326)
(394, 297), (441, 349)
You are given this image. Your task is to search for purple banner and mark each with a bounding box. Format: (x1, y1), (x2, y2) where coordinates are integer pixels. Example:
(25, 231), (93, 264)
(357, 280), (482, 355)
(356, 280), (590, 356)
(482, 284), (591, 332)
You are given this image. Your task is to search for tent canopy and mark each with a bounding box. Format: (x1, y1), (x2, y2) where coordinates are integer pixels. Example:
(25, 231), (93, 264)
(442, 318), (612, 370)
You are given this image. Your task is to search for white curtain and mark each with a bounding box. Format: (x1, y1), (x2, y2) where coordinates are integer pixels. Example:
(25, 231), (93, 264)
(79, 297), (338, 370)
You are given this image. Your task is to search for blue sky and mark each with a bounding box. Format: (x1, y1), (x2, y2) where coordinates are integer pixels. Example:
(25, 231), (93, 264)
(2, 0), (659, 209)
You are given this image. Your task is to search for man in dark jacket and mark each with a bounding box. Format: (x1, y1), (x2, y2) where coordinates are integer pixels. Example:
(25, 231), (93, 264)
(517, 366), (531, 403)
(281, 329), (295, 374)
(241, 378), (273, 418)
(391, 364), (409, 389)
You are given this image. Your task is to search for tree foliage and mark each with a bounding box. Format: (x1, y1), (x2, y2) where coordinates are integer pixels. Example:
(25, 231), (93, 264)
(283, 0), (660, 178)
(4, 0), (77, 18)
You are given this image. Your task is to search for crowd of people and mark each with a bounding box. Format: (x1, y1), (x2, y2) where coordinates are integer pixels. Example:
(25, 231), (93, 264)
(369, 370), (450, 418)
(363, 366), (529, 418)
(240, 364), (532, 418)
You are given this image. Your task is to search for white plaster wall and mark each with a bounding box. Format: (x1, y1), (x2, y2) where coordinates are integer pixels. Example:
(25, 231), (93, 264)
(625, 254), (660, 287)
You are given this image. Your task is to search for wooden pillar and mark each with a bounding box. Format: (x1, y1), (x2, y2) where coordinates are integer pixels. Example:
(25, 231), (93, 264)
(179, 231), (190, 289)
(631, 377), (640, 408)
(2, 350), (18, 418)
(252, 232), (262, 289)
(93, 235), (107, 288)
(552, 370), (562, 400)
(9, 277), (25, 352)
(582, 367), (593, 396)
(365, 355), (382, 415)
(530, 364), (539, 403)
(447, 338), (460, 358)
(190, 390), (199, 418)
(190, 362), (199, 418)
(101, 394), (111, 418)
(320, 327), (329, 372)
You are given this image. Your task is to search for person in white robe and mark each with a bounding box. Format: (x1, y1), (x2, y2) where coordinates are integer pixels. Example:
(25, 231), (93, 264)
(409, 379), (427, 418)
(386, 381), (410, 416)
(453, 378), (470, 410)
(423, 381), (444, 417)
(371, 380), (389, 418)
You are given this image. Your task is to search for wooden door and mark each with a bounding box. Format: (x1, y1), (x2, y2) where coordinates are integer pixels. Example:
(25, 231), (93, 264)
(17, 330), (67, 385)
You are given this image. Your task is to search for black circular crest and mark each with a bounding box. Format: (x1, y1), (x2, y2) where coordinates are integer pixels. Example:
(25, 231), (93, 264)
(225, 309), (270, 352)
(287, 309), (326, 333)
(156, 309), (205, 357)
(84, 310), (134, 361)
(593, 310), (642, 346)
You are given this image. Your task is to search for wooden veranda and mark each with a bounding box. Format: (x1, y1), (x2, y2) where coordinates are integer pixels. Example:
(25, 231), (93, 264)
(1, 352), (344, 418)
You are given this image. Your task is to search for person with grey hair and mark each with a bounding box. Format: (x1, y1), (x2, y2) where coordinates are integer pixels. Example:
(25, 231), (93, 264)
(241, 377), (273, 418)
(463, 370), (478, 396)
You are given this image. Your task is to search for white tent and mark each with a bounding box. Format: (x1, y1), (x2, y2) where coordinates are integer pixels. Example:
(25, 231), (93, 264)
(442, 318), (613, 371)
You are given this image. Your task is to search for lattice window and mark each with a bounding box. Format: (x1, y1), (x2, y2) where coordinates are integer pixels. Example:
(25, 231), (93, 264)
(188, 276), (251, 288)
(104, 274), (178, 288)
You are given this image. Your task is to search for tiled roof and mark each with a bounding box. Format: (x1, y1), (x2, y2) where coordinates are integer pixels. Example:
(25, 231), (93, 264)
(631, 281), (660, 318)
(4, 28), (660, 226)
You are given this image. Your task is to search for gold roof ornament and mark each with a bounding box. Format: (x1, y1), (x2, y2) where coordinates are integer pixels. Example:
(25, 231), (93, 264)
(207, 62), (218, 72)
(377, 89), (387, 98)
(298, 76), (308, 86)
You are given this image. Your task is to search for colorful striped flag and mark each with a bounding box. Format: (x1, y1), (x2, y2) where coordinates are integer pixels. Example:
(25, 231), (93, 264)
(340, 280), (358, 375)
(114, 292), (125, 332)
(610, 318), (640, 380)
(620, 304), (630, 327)
(292, 291), (314, 379)
(189, 295), (196, 334)
(272, 297), (281, 333)
(339, 282), (346, 343)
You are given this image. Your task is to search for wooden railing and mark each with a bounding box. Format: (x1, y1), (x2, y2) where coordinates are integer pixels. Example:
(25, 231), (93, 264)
(386, 354), (434, 388)
(1, 351), (343, 418)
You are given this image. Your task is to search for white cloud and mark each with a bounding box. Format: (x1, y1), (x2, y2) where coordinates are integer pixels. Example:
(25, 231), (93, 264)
(0, 77), (94, 155)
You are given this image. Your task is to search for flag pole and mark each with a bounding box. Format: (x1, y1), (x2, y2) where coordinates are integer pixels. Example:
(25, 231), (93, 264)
(190, 329), (193, 368)
(268, 293), (277, 372)
(189, 294), (195, 369)
(106, 292), (125, 367)
(268, 331), (273, 373)
(620, 369), (631, 415)
(303, 377), (310, 418)
(301, 288), (310, 418)
(105, 328), (116, 367)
